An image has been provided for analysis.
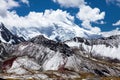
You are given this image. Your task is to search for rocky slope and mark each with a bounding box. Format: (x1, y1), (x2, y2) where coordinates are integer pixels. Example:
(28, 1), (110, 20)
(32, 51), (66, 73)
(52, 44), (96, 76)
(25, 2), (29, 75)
(0, 24), (120, 79)
(0, 35), (120, 79)
(65, 35), (120, 60)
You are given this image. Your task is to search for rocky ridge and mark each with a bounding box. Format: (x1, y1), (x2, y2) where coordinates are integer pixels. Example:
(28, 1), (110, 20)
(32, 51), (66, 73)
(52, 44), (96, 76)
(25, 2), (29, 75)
(0, 24), (120, 79)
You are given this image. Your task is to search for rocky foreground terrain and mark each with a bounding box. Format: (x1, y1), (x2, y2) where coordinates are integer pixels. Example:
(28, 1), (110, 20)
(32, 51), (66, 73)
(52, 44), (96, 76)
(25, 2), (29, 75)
(1, 23), (120, 80)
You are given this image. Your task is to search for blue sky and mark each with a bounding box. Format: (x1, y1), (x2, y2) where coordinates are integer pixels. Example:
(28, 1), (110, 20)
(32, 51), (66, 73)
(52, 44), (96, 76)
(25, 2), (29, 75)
(0, 0), (120, 32)
(86, 0), (120, 31)
(14, 0), (120, 31)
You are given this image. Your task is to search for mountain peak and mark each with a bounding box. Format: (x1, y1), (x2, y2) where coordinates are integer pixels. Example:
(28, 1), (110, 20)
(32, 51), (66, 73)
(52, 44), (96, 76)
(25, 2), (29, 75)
(0, 23), (25, 44)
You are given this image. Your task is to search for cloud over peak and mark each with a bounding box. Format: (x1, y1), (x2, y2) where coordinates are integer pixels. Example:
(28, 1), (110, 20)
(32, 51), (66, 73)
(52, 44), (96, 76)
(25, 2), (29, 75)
(52, 0), (106, 33)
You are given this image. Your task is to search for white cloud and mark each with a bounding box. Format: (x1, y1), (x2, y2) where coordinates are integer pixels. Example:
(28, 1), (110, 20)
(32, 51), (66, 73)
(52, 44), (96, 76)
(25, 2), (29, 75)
(76, 6), (105, 32)
(81, 20), (101, 33)
(0, 0), (75, 29)
(0, 0), (105, 39)
(1, 9), (96, 40)
(77, 6), (105, 22)
(113, 20), (120, 26)
(52, 0), (105, 33)
(0, 0), (19, 17)
(21, 0), (29, 6)
(0, 0), (19, 9)
(52, 0), (86, 8)
(99, 21), (106, 24)
(0, 0), (29, 17)
(106, 0), (120, 7)
(0, 9), (74, 29)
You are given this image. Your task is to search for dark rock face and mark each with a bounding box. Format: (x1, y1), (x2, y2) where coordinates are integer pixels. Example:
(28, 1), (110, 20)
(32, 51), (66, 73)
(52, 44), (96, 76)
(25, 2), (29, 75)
(0, 43), (11, 60)
(2, 57), (17, 71)
(29, 35), (73, 56)
(0, 78), (5, 80)
(0, 23), (25, 44)
(0, 43), (10, 72)
(94, 69), (105, 77)
(68, 35), (120, 47)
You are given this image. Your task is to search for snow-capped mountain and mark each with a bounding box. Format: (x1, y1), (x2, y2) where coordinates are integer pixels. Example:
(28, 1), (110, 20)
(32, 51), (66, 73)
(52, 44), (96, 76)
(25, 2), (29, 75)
(65, 35), (120, 60)
(101, 28), (120, 37)
(4, 22), (102, 42)
(0, 23), (25, 44)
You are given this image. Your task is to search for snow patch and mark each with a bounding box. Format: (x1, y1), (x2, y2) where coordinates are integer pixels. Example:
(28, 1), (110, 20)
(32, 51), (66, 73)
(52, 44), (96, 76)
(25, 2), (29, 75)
(43, 52), (63, 70)
(7, 56), (41, 74)
(19, 45), (28, 50)
(66, 41), (120, 60)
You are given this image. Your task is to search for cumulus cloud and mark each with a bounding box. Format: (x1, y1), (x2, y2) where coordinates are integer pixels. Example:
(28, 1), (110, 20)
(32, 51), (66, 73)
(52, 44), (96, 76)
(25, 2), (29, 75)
(0, 0), (19, 9)
(80, 20), (101, 33)
(0, 9), (83, 40)
(0, 9), (74, 29)
(76, 6), (105, 32)
(113, 20), (120, 26)
(0, 0), (105, 36)
(52, 0), (105, 33)
(0, 0), (75, 29)
(0, 0), (29, 17)
(77, 6), (105, 22)
(106, 0), (120, 7)
(52, 0), (86, 8)
(0, 0), (19, 17)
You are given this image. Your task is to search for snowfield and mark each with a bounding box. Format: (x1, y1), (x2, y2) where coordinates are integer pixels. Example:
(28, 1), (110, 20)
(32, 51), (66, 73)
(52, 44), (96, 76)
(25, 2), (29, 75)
(65, 39), (120, 60)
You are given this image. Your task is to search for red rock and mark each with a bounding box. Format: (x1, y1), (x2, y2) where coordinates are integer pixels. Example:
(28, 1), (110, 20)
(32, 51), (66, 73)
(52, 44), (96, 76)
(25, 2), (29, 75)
(2, 57), (17, 71)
